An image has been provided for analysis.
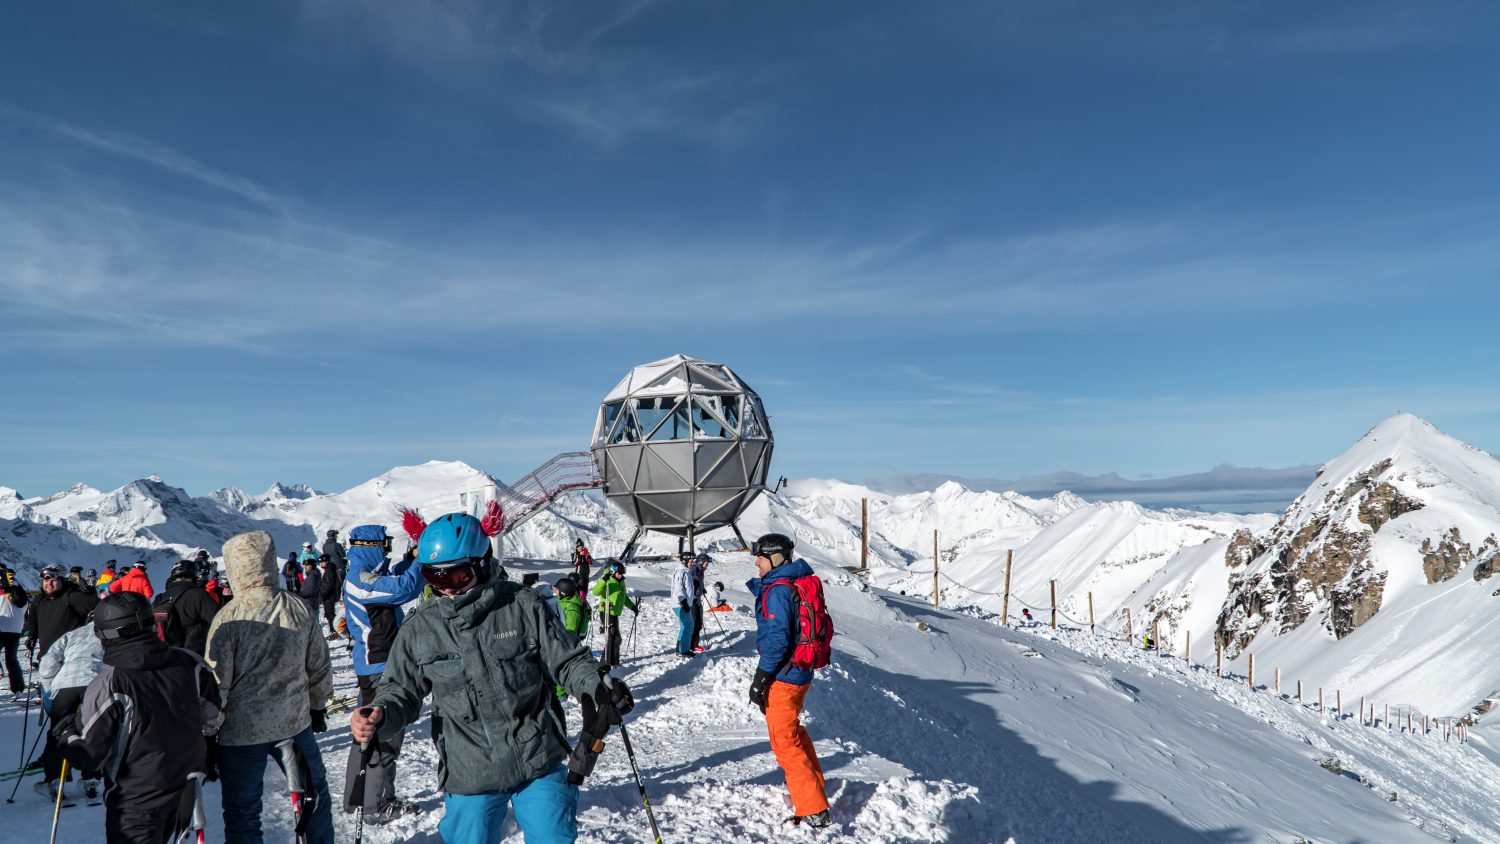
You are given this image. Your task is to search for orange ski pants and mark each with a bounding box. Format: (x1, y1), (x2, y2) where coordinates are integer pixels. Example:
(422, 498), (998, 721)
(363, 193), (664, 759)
(765, 680), (828, 816)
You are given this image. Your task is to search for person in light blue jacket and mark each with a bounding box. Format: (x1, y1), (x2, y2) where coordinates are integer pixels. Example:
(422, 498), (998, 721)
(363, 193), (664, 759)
(341, 524), (425, 823)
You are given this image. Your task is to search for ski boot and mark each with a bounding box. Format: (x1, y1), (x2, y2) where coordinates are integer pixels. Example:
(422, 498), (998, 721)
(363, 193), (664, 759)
(787, 809), (831, 828)
(367, 799), (422, 825)
(82, 778), (101, 799)
(34, 778), (64, 800)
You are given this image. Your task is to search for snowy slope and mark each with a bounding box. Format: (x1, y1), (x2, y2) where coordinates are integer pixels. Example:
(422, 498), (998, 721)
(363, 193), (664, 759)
(4, 551), (1495, 842)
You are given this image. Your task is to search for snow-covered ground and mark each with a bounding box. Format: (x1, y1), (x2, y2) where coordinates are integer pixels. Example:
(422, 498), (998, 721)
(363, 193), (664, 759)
(7, 551), (1497, 842)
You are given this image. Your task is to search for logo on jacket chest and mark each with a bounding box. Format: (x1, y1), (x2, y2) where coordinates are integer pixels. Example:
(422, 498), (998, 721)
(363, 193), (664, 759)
(494, 629), (520, 640)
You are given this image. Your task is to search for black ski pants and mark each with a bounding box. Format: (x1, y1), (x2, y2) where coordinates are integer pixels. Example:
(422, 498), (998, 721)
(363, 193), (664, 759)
(104, 783), (195, 844)
(345, 672), (405, 814)
(603, 614), (621, 668)
(0, 632), (23, 692)
(322, 600), (338, 634)
(43, 685), (98, 782)
(690, 600), (704, 651)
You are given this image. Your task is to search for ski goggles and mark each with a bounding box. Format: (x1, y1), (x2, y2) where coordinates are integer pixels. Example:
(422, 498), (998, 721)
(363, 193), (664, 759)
(421, 558), (482, 593)
(39, 566), (65, 580)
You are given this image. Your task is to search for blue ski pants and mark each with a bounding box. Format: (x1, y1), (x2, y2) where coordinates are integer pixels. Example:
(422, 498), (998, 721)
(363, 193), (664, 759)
(674, 605), (694, 655)
(439, 764), (578, 844)
(219, 726), (335, 844)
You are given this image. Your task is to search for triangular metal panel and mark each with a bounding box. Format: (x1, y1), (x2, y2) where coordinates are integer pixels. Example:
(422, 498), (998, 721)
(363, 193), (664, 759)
(638, 493), (691, 526)
(639, 446), (691, 491)
(738, 440), (768, 483)
(700, 443), (748, 489)
(695, 489), (745, 523)
(652, 442), (697, 490)
(606, 445), (644, 492)
(693, 440), (737, 486)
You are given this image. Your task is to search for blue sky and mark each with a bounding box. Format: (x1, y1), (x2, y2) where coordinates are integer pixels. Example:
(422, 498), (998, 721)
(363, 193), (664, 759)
(2, 1), (1498, 507)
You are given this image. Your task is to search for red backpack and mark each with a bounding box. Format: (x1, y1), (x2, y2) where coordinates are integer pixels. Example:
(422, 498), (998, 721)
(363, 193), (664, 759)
(762, 574), (834, 670)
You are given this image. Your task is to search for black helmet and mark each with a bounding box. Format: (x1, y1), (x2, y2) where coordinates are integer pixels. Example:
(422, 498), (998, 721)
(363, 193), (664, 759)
(555, 576), (578, 598)
(751, 533), (795, 561)
(169, 561), (196, 582)
(94, 593), (155, 640)
(195, 550), (210, 561)
(69, 566), (83, 574)
(319, 554), (331, 563)
(327, 529), (338, 538)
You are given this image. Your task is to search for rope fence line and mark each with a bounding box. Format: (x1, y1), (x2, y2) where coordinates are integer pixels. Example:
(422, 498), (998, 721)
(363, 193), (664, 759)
(910, 546), (1474, 745)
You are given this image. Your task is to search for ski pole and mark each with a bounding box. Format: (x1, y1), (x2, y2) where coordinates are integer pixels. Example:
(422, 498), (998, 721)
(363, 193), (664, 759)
(48, 759), (68, 844)
(616, 722), (664, 844)
(7, 711), (48, 804)
(352, 735), (376, 844)
(628, 597), (641, 661)
(706, 595), (726, 640)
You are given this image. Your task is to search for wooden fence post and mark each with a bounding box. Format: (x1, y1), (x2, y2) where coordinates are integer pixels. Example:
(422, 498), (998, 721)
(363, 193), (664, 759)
(1274, 667), (1280, 694)
(1216, 643), (1222, 677)
(1248, 654), (1254, 688)
(1336, 690), (1341, 719)
(1050, 580), (1058, 630)
(1001, 549), (1013, 625)
(932, 530), (939, 610)
(1360, 696), (1365, 726)
(1088, 592), (1095, 636)
(1185, 630), (1190, 666)
(1153, 620), (1160, 652)
(1423, 715), (1428, 735)
(860, 498), (868, 572)
(1125, 607), (1132, 643)
(1318, 688), (1323, 713)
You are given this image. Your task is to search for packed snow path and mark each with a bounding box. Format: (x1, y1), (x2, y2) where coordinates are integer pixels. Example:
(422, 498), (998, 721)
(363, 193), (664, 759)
(4, 552), (1495, 842)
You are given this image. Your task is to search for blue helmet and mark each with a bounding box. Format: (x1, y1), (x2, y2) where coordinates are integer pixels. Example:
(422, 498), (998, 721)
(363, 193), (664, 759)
(417, 513), (490, 566)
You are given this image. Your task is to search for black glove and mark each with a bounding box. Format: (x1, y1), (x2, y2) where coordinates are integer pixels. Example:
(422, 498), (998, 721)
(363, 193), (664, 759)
(592, 677), (634, 726)
(678, 600), (690, 612)
(50, 712), (79, 741)
(309, 709), (327, 733)
(748, 668), (774, 713)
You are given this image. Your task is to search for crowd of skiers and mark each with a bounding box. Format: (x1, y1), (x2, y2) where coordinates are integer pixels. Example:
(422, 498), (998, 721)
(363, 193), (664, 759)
(1, 520), (836, 842)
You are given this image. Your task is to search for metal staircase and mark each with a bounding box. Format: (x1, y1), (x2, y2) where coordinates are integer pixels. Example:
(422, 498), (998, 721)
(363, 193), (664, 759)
(466, 452), (603, 535)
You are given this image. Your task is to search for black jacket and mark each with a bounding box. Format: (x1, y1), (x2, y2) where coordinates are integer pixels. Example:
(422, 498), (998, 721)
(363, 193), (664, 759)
(161, 579), (221, 656)
(58, 634), (219, 810)
(24, 583), (98, 657)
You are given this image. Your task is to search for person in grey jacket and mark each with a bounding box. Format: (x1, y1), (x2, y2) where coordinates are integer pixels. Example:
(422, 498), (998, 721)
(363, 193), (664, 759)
(349, 512), (635, 844)
(206, 531), (334, 844)
(36, 620), (106, 799)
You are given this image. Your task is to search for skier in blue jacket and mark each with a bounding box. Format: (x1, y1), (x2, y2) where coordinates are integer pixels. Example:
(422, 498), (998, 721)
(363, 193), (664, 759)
(747, 533), (830, 828)
(341, 524), (425, 823)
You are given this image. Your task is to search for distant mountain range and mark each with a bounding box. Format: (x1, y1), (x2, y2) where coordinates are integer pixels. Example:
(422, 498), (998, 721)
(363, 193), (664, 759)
(865, 463), (1319, 513)
(3, 414), (1495, 719)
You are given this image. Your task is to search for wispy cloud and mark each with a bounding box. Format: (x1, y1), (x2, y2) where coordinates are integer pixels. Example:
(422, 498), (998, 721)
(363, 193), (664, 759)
(0, 103), (288, 213)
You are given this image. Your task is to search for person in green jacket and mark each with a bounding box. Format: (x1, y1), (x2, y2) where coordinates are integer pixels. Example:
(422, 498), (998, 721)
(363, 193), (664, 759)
(589, 562), (636, 668)
(350, 513), (634, 844)
(552, 577), (589, 700)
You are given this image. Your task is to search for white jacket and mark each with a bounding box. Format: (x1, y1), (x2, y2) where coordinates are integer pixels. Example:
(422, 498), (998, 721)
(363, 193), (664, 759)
(0, 588), (24, 635)
(38, 623), (104, 693)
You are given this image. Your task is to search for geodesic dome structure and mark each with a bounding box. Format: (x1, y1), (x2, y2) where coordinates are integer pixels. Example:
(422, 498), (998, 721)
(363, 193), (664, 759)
(591, 355), (773, 540)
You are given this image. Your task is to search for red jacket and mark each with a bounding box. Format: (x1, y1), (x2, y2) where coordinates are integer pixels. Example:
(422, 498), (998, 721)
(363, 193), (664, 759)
(108, 568), (155, 600)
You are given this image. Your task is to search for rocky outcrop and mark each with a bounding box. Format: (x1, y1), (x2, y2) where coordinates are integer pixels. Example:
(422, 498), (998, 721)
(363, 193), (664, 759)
(1470, 535), (1499, 582)
(1420, 528), (1474, 584)
(1357, 482), (1424, 533)
(1330, 564), (1386, 639)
